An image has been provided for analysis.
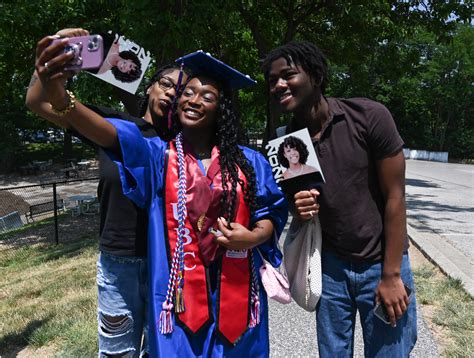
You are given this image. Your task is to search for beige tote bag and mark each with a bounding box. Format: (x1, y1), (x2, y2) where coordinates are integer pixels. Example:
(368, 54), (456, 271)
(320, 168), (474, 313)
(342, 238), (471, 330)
(283, 215), (322, 311)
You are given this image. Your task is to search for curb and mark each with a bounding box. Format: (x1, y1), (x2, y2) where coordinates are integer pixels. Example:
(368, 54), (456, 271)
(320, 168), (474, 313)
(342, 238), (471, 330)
(407, 220), (474, 298)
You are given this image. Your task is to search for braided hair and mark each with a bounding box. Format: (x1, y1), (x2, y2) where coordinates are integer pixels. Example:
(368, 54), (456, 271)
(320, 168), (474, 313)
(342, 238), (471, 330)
(172, 74), (257, 221)
(172, 86), (257, 219)
(215, 89), (258, 221)
(261, 41), (328, 94)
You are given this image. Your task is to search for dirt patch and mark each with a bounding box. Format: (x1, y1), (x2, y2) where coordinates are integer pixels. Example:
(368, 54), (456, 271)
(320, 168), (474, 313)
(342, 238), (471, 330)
(3, 344), (58, 358)
(0, 191), (30, 216)
(420, 303), (454, 351)
(0, 213), (99, 253)
(409, 244), (431, 269)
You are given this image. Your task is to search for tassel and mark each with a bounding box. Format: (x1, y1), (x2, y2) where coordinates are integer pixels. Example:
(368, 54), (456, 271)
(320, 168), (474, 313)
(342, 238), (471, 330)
(175, 284), (185, 313)
(249, 295), (260, 328)
(167, 63), (185, 130)
(159, 301), (174, 334)
(249, 250), (261, 328)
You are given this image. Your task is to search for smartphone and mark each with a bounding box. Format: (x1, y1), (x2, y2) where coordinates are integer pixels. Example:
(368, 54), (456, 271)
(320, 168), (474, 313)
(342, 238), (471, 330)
(373, 283), (412, 324)
(52, 35), (104, 70)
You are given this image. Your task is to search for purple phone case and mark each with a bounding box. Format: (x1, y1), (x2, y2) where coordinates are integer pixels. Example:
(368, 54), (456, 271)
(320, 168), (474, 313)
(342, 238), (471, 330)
(53, 35), (104, 70)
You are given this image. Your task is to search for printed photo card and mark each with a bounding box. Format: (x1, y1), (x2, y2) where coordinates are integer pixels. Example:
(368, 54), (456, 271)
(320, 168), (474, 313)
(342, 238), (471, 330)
(88, 32), (151, 94)
(265, 128), (325, 197)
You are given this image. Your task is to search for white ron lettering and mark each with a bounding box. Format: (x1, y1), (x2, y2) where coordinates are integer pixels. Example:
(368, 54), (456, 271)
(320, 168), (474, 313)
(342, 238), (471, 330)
(184, 251), (197, 271)
(137, 47), (151, 62)
(171, 202), (179, 220)
(265, 142), (278, 156)
(272, 165), (285, 182)
(174, 227), (193, 246)
(268, 155), (280, 167)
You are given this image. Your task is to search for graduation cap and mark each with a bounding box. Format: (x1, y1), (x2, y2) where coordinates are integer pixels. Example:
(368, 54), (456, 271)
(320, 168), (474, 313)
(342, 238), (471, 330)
(175, 50), (257, 90)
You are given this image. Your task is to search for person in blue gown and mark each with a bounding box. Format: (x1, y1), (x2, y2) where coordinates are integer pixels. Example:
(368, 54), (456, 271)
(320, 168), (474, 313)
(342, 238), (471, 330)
(34, 41), (288, 357)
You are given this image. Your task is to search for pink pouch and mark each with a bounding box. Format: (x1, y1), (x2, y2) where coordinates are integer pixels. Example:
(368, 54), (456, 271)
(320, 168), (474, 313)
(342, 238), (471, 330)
(259, 261), (291, 304)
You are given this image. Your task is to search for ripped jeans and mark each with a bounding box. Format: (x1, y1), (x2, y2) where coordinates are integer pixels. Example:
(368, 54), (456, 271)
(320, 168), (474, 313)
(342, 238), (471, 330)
(97, 252), (148, 358)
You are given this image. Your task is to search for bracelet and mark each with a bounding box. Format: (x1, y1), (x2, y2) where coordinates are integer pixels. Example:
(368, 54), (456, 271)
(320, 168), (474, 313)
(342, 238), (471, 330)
(50, 90), (76, 116)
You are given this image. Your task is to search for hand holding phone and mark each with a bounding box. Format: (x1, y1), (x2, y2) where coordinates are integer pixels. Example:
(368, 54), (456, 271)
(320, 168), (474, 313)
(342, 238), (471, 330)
(373, 283), (412, 325)
(52, 35), (103, 71)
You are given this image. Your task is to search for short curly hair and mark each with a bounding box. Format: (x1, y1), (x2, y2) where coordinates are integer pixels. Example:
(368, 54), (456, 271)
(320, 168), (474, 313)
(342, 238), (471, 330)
(262, 41), (328, 94)
(277, 136), (309, 168)
(110, 50), (142, 83)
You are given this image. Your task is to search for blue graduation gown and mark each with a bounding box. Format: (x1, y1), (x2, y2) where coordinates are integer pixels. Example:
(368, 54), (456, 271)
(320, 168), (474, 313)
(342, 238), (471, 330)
(106, 118), (288, 357)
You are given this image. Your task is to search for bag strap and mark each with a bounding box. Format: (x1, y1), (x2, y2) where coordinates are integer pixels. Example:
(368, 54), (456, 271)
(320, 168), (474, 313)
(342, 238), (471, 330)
(255, 247), (266, 263)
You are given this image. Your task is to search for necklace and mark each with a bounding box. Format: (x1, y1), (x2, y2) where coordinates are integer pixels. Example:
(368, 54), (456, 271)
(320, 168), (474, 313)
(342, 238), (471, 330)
(287, 164), (304, 176)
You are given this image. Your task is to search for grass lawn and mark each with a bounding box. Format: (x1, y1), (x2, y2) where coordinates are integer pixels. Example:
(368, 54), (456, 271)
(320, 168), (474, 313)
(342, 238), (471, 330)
(0, 235), (98, 357)
(1, 232), (472, 357)
(413, 263), (474, 357)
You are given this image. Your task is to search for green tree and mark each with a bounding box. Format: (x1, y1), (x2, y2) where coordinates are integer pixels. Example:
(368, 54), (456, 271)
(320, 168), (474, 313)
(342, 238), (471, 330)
(418, 24), (473, 157)
(0, 0), (472, 172)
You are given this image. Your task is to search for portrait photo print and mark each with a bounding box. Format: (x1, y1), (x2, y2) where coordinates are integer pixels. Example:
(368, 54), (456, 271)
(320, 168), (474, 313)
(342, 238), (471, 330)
(89, 32), (151, 94)
(265, 128), (325, 196)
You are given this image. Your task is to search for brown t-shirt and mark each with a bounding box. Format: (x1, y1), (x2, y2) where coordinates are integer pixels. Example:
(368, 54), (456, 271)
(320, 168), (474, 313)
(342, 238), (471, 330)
(287, 97), (406, 261)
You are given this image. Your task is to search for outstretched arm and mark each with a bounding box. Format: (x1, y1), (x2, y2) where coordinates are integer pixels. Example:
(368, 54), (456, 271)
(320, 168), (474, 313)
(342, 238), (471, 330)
(31, 30), (119, 150)
(25, 29), (89, 129)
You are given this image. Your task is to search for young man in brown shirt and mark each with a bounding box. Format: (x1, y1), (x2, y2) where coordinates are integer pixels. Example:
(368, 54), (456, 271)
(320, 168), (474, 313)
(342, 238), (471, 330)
(263, 41), (417, 357)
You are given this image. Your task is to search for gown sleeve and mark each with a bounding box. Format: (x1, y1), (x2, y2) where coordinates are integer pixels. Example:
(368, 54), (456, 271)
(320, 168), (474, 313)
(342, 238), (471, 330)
(246, 149), (288, 267)
(104, 117), (166, 208)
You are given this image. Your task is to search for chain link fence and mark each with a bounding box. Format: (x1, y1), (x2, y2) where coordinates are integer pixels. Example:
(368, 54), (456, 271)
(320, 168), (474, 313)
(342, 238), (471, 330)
(0, 136), (265, 265)
(0, 177), (100, 264)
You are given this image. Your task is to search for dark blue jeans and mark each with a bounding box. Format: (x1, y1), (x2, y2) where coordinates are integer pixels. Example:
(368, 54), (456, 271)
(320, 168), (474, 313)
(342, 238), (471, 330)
(316, 251), (417, 357)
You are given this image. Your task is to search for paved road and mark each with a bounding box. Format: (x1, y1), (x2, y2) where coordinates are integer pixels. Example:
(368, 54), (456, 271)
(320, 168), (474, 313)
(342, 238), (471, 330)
(268, 295), (438, 357)
(405, 160), (474, 258)
(269, 159), (474, 357)
(269, 228), (438, 357)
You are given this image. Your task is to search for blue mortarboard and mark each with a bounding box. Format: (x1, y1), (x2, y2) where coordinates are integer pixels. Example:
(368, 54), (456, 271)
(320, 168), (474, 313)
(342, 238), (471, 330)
(175, 50), (257, 90)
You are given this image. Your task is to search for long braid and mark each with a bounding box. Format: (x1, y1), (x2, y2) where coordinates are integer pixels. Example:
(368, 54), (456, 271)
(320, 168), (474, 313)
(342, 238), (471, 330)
(214, 93), (261, 328)
(216, 92), (257, 221)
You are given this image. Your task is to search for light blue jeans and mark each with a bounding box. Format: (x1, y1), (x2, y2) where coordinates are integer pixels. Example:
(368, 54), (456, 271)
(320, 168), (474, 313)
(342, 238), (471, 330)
(97, 252), (148, 357)
(316, 251), (417, 357)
